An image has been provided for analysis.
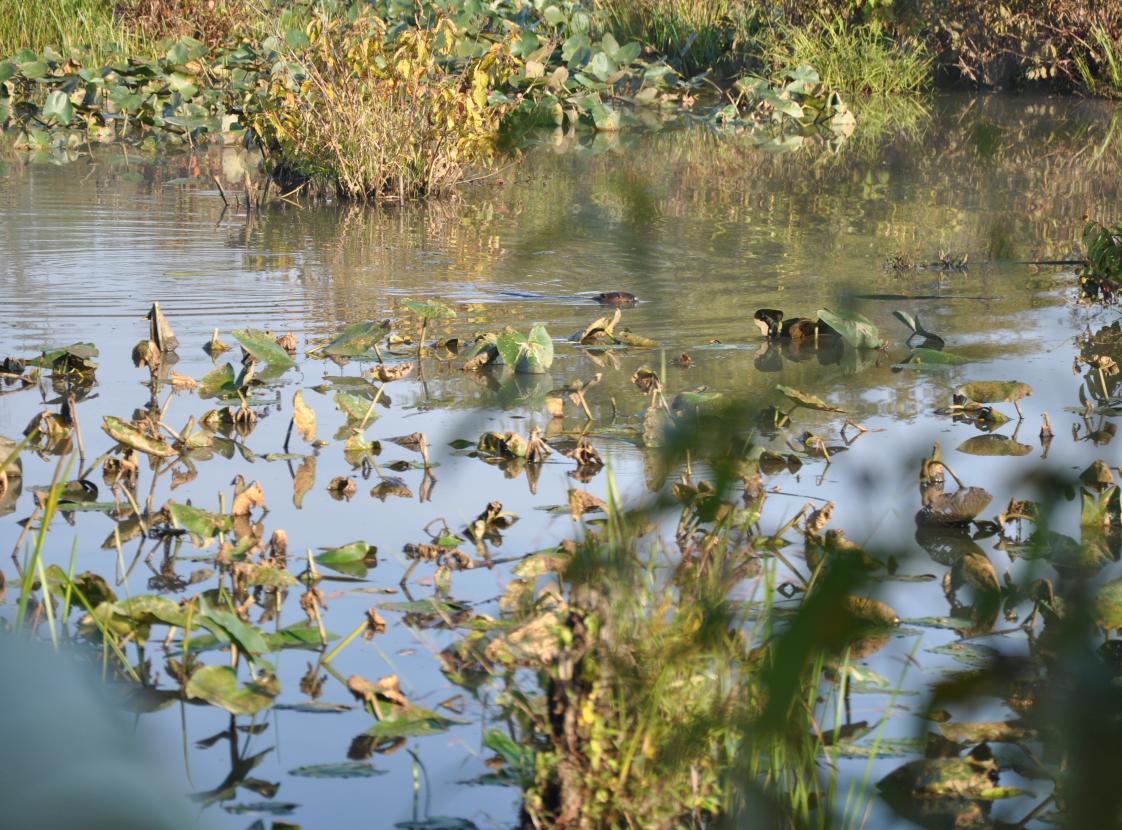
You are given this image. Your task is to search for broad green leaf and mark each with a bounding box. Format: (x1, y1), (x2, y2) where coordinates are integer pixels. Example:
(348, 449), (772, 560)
(817, 308), (884, 350)
(102, 416), (176, 458)
(777, 385), (845, 413)
(231, 328), (294, 369)
(200, 599), (270, 658)
(363, 706), (466, 739)
(956, 380), (1032, 403)
(403, 299), (455, 320)
(907, 347), (970, 366)
(316, 541), (376, 576)
(496, 324), (554, 374)
(186, 665), (278, 715)
(289, 762), (384, 778)
(41, 90), (74, 124)
(167, 501), (232, 542)
(198, 363), (236, 398)
(956, 434), (1032, 456)
(321, 320), (388, 357)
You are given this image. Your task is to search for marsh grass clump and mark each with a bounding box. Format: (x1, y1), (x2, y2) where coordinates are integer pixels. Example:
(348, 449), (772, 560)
(0, 0), (141, 62)
(755, 9), (932, 96)
(593, 0), (762, 76)
(250, 14), (510, 202)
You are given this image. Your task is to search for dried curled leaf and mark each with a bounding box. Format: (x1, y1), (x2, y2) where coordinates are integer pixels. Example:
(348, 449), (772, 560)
(293, 390), (317, 444)
(232, 480), (266, 516)
(370, 362), (414, 382)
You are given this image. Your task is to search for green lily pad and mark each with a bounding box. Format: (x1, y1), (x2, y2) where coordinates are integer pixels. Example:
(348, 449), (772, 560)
(777, 385), (845, 413)
(907, 347), (970, 366)
(956, 381), (1032, 404)
(289, 762), (385, 778)
(198, 363), (237, 398)
(316, 541), (377, 576)
(404, 299), (456, 320)
(231, 328), (295, 369)
(496, 324), (554, 374)
(817, 308), (884, 350)
(321, 320), (389, 357)
(167, 501), (233, 543)
(364, 706), (467, 739)
(102, 416), (176, 458)
(185, 665), (279, 715)
(956, 435), (1032, 456)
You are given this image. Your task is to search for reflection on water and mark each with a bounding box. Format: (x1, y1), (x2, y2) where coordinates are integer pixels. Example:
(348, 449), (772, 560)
(2, 93), (1122, 829)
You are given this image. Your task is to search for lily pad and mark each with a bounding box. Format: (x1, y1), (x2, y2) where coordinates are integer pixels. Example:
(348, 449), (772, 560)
(817, 308), (884, 350)
(316, 541), (377, 577)
(289, 762), (385, 778)
(956, 435), (1032, 456)
(185, 665), (279, 715)
(102, 416), (176, 458)
(231, 328), (295, 369)
(320, 320), (389, 357)
(956, 381), (1032, 404)
(403, 299), (456, 320)
(777, 385), (845, 413)
(496, 324), (554, 374)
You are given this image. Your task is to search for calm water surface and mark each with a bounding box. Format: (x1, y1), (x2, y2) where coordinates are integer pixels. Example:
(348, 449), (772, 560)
(2, 94), (1121, 828)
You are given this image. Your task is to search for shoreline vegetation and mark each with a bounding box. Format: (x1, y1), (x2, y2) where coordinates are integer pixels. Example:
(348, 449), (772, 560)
(2, 0), (1121, 200)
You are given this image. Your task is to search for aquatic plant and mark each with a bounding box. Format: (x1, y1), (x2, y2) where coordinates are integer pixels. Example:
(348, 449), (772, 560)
(249, 13), (510, 201)
(754, 7), (932, 96)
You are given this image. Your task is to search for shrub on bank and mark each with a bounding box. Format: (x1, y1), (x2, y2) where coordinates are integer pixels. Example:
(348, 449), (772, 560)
(248, 14), (510, 201)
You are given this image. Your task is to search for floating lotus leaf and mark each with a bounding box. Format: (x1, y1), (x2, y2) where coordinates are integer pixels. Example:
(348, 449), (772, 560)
(186, 665), (279, 716)
(915, 487), (992, 527)
(102, 416), (176, 458)
(363, 706), (466, 739)
(776, 384), (845, 413)
(1094, 578), (1122, 629)
(167, 501), (233, 544)
(404, 299), (456, 320)
(906, 347), (969, 366)
(231, 328), (295, 369)
(956, 381), (1032, 404)
(289, 762), (385, 778)
(320, 320), (389, 357)
(878, 756), (1026, 801)
(956, 434), (1032, 456)
(198, 363), (237, 398)
(816, 308), (884, 350)
(293, 390), (317, 443)
(316, 541), (377, 577)
(496, 324), (554, 374)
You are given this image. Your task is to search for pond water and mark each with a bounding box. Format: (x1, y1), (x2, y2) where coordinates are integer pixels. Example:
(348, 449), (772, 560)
(2, 93), (1122, 829)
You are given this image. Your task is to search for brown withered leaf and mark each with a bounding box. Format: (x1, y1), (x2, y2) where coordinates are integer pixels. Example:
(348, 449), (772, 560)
(915, 486), (993, 528)
(328, 476), (357, 501)
(147, 302), (179, 352)
(365, 609), (387, 638)
(391, 432), (430, 465)
(204, 328), (230, 356)
(526, 427), (552, 464)
(371, 477), (413, 501)
(132, 339), (160, 370)
(347, 674), (408, 718)
(231, 480), (265, 516)
(169, 371), (197, 391)
(805, 500), (834, 536)
(370, 362), (414, 383)
(293, 455), (316, 508)
(275, 332), (297, 355)
(569, 488), (606, 520)
(631, 366), (661, 394)
(564, 436), (602, 469)
(293, 390), (316, 444)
